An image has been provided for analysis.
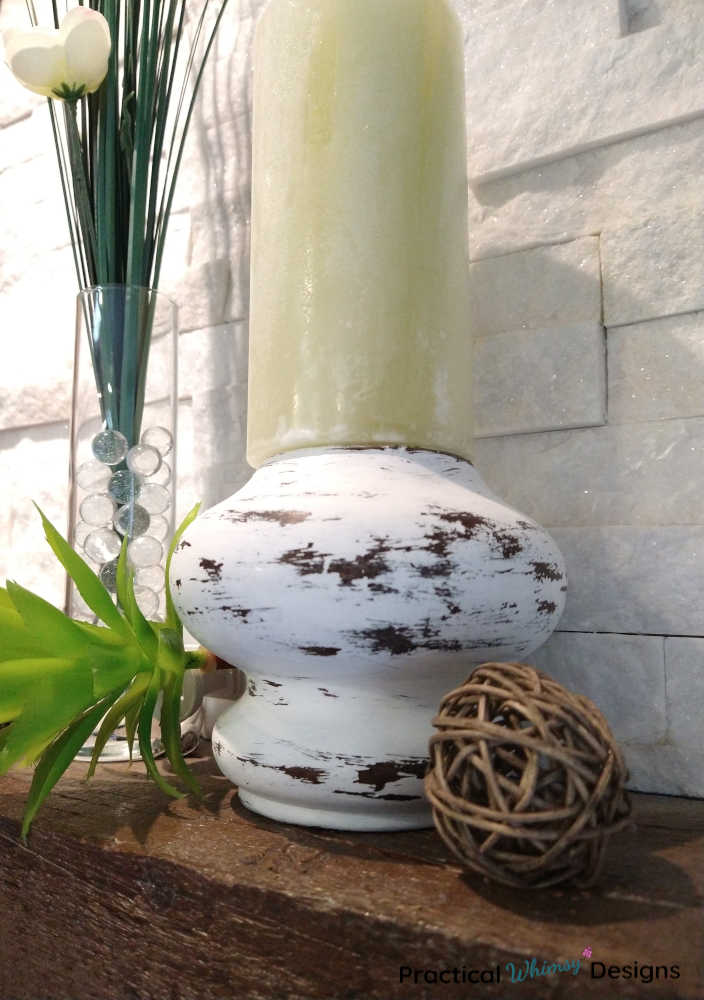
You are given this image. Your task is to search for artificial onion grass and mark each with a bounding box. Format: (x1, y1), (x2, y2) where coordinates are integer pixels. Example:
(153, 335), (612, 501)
(28, 0), (229, 291)
(26, 0), (230, 439)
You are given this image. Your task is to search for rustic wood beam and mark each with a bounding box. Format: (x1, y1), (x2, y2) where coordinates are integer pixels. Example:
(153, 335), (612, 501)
(0, 756), (702, 999)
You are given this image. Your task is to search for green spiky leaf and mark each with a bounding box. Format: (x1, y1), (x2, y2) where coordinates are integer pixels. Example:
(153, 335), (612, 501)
(165, 502), (200, 632)
(137, 666), (183, 800)
(34, 502), (132, 639)
(21, 692), (124, 841)
(87, 672), (151, 777)
(116, 538), (158, 661)
(6, 581), (93, 656)
(0, 661), (94, 772)
(0, 506), (206, 836)
(123, 698), (142, 760)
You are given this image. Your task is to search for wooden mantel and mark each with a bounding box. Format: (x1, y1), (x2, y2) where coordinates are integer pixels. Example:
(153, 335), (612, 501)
(0, 754), (702, 1000)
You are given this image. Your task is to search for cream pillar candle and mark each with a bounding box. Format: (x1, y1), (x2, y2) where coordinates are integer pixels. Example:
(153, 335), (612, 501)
(247, 0), (472, 469)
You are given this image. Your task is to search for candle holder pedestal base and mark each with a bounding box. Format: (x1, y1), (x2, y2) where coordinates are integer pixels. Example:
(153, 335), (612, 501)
(170, 445), (567, 831)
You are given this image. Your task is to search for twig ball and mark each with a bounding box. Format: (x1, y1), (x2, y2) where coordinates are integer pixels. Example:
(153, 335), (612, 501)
(425, 662), (632, 889)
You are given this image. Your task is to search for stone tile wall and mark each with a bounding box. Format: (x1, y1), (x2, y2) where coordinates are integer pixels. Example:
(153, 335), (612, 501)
(1, 0), (701, 794)
(465, 0), (704, 796)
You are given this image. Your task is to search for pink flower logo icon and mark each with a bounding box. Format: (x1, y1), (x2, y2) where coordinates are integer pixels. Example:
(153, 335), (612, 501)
(582, 947), (592, 959)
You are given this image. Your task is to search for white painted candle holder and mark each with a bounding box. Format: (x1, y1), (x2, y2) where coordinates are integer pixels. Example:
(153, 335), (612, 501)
(170, 445), (566, 831)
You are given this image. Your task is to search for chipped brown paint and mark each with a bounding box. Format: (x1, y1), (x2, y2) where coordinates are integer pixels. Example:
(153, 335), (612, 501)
(420, 507), (489, 568)
(199, 557), (223, 582)
(327, 536), (392, 586)
(355, 758), (428, 791)
(422, 509), (526, 565)
(279, 542), (329, 575)
(224, 509), (312, 526)
(353, 624), (417, 655)
(247, 679), (257, 696)
(178, 539), (192, 549)
(491, 530), (523, 559)
(415, 560), (453, 578)
(333, 790), (422, 801)
(436, 509), (489, 536)
(421, 526), (454, 560)
(537, 600), (557, 615)
(531, 561), (564, 582)
(433, 583), (459, 611)
(351, 623), (462, 655)
(318, 687), (338, 697)
(263, 680), (282, 687)
(368, 582), (399, 594)
(220, 605), (251, 621)
(236, 757), (328, 785)
(281, 765), (324, 783)
(300, 646), (340, 657)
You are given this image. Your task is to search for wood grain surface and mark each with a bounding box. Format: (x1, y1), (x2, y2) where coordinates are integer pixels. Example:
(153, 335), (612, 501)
(0, 753), (702, 1000)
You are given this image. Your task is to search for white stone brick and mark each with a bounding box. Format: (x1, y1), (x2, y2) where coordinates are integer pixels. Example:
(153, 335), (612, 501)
(190, 204), (250, 269)
(0, 67), (39, 129)
(0, 246), (75, 431)
(156, 211), (192, 288)
(172, 117), (252, 217)
(608, 312), (704, 423)
(664, 638), (704, 750)
(624, 744), (704, 797)
(550, 525), (704, 635)
(175, 397), (197, 528)
(462, 0), (620, 35)
(469, 237), (601, 335)
(0, 0), (43, 127)
(169, 259), (232, 332)
(195, 456), (254, 511)
(170, 256), (249, 332)
(532, 631), (666, 744)
(179, 322), (249, 396)
(468, 116), (704, 260)
(602, 207), (704, 327)
(191, 385), (248, 471)
(473, 417), (704, 528)
(462, 0), (704, 180)
(195, 12), (256, 133)
(0, 423), (69, 607)
(0, 381), (73, 433)
(0, 153), (72, 262)
(0, 107), (53, 172)
(473, 322), (605, 437)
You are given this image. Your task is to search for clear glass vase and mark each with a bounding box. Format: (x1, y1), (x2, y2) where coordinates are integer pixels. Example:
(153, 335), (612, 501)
(66, 284), (179, 761)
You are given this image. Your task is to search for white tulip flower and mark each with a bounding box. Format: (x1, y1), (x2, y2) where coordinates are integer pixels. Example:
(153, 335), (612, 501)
(3, 6), (111, 102)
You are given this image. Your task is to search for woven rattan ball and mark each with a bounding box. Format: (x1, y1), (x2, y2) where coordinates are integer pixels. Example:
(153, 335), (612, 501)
(425, 662), (631, 889)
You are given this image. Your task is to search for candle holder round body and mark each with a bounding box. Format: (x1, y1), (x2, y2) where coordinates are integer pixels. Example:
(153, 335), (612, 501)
(170, 446), (566, 830)
(169, 0), (567, 830)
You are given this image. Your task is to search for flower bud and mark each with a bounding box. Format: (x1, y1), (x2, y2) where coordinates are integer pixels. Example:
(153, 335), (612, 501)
(3, 6), (111, 102)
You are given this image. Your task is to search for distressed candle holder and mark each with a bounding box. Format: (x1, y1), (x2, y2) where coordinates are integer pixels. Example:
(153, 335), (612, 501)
(170, 0), (568, 830)
(170, 446), (567, 830)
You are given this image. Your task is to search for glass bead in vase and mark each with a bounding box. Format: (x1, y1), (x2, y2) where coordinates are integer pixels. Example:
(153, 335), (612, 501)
(66, 285), (178, 761)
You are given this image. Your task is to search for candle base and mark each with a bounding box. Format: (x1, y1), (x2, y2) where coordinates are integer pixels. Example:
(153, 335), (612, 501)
(171, 445), (567, 831)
